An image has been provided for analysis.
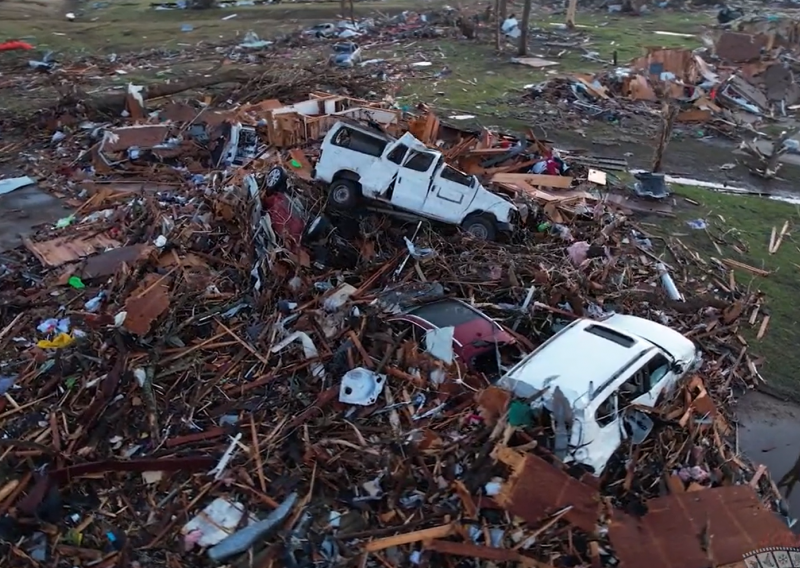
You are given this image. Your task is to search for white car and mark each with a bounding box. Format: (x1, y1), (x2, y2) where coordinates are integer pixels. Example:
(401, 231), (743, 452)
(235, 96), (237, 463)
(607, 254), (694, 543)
(496, 314), (700, 475)
(314, 121), (518, 240)
(305, 23), (336, 38)
(329, 42), (362, 68)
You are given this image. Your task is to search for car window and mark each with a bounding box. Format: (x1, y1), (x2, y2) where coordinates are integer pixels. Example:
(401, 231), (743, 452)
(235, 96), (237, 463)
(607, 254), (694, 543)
(403, 151), (435, 172)
(617, 372), (648, 406)
(440, 165), (472, 187)
(584, 325), (635, 348)
(387, 144), (409, 165)
(595, 392), (617, 427)
(407, 301), (480, 327)
(644, 353), (671, 390)
(331, 126), (387, 157)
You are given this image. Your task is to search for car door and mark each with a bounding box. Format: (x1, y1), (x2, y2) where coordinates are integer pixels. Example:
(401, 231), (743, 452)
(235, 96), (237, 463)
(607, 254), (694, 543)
(426, 164), (477, 222)
(363, 142), (407, 200)
(391, 149), (437, 214)
(579, 389), (622, 475)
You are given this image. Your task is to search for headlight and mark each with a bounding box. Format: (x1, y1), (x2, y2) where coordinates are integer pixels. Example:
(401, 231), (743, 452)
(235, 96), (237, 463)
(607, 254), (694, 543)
(574, 448), (589, 462)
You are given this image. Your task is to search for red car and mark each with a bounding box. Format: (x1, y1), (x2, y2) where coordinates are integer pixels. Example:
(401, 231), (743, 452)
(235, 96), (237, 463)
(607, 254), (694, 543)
(388, 298), (518, 373)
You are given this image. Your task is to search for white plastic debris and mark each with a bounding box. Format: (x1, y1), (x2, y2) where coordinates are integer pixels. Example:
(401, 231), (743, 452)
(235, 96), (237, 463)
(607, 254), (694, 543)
(0, 176), (36, 196)
(424, 326), (455, 364)
(403, 237), (436, 261)
(208, 433), (242, 480)
(182, 498), (256, 549)
(323, 283), (357, 312)
(141, 471), (163, 485)
(339, 367), (386, 406)
(484, 479), (503, 496)
(271, 331), (325, 379)
(133, 368), (147, 387)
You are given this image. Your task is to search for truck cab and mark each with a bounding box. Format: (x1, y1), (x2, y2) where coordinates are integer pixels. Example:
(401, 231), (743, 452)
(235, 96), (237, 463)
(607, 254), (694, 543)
(314, 121), (518, 240)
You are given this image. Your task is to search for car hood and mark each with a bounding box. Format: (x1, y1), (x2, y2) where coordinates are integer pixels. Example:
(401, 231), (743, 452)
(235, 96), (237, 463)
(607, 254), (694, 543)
(602, 314), (697, 362)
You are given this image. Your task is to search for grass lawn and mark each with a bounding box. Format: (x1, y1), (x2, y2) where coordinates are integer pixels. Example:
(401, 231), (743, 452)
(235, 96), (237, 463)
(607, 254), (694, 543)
(388, 11), (709, 112)
(648, 186), (800, 400)
(0, 0), (418, 53)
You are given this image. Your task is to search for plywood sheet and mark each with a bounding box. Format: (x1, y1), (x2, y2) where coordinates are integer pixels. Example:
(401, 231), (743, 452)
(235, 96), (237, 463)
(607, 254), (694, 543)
(24, 233), (122, 268)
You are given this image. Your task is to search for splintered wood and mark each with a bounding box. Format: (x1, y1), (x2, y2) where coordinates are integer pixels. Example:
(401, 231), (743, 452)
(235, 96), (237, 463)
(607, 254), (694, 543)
(0, 92), (791, 568)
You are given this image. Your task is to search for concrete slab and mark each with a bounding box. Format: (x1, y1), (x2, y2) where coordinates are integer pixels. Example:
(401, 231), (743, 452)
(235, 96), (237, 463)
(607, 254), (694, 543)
(0, 185), (72, 252)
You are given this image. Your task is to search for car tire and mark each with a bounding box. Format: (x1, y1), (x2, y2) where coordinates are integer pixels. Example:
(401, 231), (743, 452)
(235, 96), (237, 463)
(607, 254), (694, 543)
(265, 166), (288, 192)
(328, 179), (361, 210)
(303, 215), (332, 244)
(461, 214), (496, 241)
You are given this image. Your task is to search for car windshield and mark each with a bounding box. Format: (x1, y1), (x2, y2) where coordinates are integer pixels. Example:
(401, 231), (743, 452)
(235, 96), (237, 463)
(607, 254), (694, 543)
(408, 300), (482, 328)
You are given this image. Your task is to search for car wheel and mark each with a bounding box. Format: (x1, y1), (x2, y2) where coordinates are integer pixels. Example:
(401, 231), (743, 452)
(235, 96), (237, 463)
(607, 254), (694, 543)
(265, 166), (288, 192)
(302, 215), (332, 244)
(461, 214), (496, 240)
(329, 179), (361, 209)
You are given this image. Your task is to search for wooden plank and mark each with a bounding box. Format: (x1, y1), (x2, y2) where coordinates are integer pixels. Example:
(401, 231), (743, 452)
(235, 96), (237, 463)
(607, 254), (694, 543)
(491, 173), (573, 189)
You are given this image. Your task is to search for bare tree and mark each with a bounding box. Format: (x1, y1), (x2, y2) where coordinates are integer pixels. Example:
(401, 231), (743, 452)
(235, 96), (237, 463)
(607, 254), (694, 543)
(499, 0), (508, 21)
(518, 0), (533, 56)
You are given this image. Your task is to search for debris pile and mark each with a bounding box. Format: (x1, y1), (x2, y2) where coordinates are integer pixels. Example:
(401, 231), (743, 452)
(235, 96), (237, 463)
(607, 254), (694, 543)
(0, 81), (795, 568)
(522, 24), (800, 142)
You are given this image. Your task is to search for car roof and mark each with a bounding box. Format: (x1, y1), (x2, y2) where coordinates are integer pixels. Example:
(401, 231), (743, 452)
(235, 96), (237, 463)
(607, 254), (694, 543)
(498, 318), (651, 403)
(406, 298), (484, 327)
(398, 298), (515, 355)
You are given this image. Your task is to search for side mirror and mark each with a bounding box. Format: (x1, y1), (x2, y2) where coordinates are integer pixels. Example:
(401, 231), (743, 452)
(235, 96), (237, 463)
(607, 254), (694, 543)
(670, 361), (684, 375)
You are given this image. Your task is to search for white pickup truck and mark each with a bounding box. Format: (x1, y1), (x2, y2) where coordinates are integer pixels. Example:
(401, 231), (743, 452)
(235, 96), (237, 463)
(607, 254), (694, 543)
(313, 121), (518, 240)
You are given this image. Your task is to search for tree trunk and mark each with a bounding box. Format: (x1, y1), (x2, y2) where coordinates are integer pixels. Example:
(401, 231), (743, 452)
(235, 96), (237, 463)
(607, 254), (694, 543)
(518, 0), (533, 56)
(499, 0), (507, 21)
(74, 69), (251, 116)
(651, 101), (678, 173)
(566, 0), (578, 29)
(495, 0), (501, 51)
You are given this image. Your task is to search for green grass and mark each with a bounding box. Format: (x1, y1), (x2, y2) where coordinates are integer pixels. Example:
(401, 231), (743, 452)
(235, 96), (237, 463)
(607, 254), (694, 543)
(384, 11), (708, 113)
(0, 0), (421, 53)
(650, 185), (800, 400)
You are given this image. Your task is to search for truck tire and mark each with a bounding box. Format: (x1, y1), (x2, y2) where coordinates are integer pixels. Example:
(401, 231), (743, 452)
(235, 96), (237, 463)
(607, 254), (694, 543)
(265, 166), (288, 192)
(461, 214), (496, 241)
(329, 179), (361, 209)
